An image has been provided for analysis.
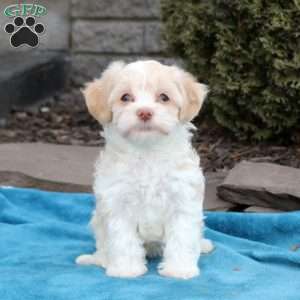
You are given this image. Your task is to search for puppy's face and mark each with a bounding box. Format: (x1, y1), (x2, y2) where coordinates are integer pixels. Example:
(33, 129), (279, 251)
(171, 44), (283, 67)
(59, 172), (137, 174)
(83, 60), (208, 141)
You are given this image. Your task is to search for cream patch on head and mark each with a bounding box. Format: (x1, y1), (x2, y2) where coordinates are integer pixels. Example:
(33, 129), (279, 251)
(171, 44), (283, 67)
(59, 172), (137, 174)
(83, 60), (208, 141)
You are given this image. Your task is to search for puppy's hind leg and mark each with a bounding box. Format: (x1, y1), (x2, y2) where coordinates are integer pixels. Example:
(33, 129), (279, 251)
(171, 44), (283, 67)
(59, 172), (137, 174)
(199, 220), (214, 254)
(200, 238), (214, 254)
(76, 252), (104, 267)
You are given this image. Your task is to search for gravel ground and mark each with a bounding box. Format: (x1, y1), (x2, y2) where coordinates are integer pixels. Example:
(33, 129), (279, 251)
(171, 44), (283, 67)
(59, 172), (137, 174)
(1, 87), (299, 172)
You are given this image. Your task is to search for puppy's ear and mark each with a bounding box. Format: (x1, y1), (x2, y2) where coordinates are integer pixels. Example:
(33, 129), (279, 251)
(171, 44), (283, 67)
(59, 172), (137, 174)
(83, 61), (125, 124)
(171, 66), (208, 122)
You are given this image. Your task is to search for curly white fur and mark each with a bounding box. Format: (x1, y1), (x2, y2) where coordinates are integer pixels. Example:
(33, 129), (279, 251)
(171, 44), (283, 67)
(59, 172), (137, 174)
(76, 60), (213, 279)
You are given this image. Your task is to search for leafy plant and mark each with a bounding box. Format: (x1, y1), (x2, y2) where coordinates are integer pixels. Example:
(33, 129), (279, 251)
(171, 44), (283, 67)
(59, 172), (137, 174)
(161, 0), (300, 140)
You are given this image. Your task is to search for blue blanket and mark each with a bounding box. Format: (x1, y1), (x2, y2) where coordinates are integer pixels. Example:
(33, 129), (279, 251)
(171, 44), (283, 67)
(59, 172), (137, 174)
(0, 187), (300, 300)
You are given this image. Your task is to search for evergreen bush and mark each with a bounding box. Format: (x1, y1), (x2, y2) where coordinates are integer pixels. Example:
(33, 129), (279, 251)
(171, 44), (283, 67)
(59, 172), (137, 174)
(161, 0), (300, 140)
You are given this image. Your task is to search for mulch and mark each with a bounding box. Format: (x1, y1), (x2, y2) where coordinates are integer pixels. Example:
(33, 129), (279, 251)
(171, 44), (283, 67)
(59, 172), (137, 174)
(1, 87), (299, 172)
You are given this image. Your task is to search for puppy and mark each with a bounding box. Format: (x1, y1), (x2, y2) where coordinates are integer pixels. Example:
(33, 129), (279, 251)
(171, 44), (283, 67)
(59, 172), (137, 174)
(76, 60), (213, 279)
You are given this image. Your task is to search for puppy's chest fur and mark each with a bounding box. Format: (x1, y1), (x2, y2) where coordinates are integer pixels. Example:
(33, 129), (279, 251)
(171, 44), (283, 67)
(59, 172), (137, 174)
(128, 156), (173, 241)
(93, 126), (204, 243)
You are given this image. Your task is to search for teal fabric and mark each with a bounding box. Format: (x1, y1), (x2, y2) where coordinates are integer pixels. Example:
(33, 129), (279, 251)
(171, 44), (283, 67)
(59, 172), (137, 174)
(0, 187), (300, 300)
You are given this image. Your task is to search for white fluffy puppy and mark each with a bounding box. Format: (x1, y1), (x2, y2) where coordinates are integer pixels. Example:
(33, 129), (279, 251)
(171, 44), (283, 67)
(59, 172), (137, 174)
(76, 60), (213, 279)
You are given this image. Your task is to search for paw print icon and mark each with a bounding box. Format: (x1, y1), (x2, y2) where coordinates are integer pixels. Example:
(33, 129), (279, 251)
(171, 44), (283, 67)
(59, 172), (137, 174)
(4, 16), (45, 48)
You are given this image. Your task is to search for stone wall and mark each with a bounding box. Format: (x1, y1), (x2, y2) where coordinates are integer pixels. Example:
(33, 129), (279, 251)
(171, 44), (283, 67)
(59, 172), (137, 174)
(0, 0), (175, 85)
(70, 0), (176, 84)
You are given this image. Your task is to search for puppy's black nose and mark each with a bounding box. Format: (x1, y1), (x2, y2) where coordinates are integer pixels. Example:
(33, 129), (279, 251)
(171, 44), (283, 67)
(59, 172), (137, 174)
(136, 108), (153, 122)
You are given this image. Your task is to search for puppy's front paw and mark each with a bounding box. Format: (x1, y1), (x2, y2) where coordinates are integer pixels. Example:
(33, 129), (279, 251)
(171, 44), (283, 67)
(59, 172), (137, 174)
(106, 263), (147, 278)
(158, 263), (200, 279)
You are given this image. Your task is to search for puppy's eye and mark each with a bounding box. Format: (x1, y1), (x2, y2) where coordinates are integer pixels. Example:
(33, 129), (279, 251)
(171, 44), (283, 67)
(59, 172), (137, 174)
(121, 93), (133, 102)
(158, 93), (170, 102)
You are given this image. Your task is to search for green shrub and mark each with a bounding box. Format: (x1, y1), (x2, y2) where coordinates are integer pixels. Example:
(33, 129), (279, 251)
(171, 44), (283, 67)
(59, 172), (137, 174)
(161, 0), (300, 141)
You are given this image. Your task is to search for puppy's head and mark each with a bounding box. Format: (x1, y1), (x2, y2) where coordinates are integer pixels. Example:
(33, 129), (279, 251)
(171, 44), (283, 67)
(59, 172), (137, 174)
(83, 60), (208, 140)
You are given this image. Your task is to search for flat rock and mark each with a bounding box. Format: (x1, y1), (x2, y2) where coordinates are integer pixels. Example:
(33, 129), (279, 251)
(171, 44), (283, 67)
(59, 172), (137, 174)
(0, 143), (97, 190)
(244, 206), (283, 213)
(0, 171), (91, 193)
(0, 143), (231, 208)
(218, 161), (300, 211)
(204, 171), (235, 211)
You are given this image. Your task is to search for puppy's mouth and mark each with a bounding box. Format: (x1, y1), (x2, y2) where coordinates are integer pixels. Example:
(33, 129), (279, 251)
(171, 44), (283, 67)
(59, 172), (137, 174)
(125, 123), (169, 137)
